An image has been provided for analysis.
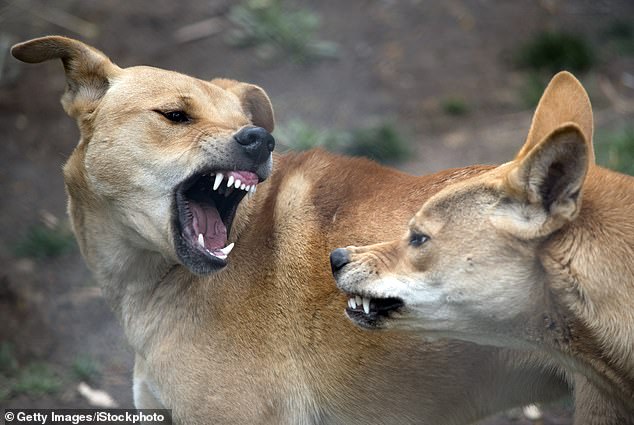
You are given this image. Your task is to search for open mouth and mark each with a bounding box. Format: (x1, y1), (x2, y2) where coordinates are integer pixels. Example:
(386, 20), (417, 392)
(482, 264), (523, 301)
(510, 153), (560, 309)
(343, 293), (405, 329)
(174, 170), (260, 274)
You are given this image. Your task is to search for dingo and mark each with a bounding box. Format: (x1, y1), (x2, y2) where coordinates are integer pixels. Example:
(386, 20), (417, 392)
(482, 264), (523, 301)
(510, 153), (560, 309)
(332, 72), (634, 423)
(13, 36), (569, 424)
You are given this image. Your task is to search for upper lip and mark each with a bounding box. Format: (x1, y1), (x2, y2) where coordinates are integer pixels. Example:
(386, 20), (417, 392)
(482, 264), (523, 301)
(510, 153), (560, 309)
(181, 168), (263, 192)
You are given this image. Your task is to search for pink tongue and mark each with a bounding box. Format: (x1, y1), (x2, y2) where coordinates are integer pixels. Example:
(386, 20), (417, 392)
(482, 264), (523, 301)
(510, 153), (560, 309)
(190, 203), (227, 249)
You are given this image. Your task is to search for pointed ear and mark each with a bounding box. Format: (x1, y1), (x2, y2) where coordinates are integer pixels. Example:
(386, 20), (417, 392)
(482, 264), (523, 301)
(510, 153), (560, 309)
(495, 124), (590, 239)
(519, 71), (594, 164)
(11, 36), (120, 118)
(211, 78), (275, 133)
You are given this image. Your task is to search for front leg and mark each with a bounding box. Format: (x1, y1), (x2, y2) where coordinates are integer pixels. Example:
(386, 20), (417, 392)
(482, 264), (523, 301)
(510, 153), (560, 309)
(133, 355), (167, 410)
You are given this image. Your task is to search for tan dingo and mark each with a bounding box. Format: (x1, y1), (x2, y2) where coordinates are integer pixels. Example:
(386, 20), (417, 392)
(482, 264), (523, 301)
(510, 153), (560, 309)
(13, 36), (570, 424)
(332, 72), (634, 423)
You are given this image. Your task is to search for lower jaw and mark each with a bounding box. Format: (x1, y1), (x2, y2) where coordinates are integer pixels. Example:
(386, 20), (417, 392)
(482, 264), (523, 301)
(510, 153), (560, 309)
(180, 249), (227, 275)
(173, 226), (230, 274)
(346, 310), (385, 329)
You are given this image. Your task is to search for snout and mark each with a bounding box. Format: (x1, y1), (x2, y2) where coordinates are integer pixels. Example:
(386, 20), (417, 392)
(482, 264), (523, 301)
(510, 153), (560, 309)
(234, 126), (275, 164)
(330, 248), (350, 275)
(330, 245), (406, 329)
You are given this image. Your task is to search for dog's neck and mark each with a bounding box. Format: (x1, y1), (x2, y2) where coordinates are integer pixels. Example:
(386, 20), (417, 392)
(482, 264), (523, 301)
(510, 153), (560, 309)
(65, 185), (190, 357)
(69, 193), (178, 352)
(539, 166), (634, 405)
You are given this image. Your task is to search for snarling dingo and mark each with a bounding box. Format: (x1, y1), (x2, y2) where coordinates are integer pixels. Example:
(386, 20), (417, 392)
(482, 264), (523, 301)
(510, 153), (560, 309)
(12, 36), (570, 424)
(332, 72), (634, 422)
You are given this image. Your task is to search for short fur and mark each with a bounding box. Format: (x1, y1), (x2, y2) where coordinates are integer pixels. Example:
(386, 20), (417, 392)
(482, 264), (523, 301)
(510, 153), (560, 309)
(13, 36), (569, 424)
(333, 72), (634, 423)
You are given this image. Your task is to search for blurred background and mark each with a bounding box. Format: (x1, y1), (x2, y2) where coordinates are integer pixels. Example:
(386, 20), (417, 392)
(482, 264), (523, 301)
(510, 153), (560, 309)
(0, 0), (632, 423)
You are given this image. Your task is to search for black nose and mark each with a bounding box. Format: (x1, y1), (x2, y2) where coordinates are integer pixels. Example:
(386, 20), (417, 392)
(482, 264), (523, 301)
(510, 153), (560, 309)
(234, 126), (275, 163)
(330, 248), (350, 274)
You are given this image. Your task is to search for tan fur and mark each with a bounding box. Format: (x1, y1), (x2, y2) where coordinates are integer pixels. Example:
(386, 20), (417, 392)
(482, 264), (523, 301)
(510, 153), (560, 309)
(13, 36), (570, 424)
(333, 72), (634, 423)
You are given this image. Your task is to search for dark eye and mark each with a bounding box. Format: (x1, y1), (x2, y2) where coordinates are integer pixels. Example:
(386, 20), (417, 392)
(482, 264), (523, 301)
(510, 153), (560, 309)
(409, 232), (430, 247)
(156, 110), (190, 123)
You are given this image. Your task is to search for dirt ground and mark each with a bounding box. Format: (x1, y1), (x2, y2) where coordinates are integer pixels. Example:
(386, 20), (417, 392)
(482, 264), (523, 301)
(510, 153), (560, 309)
(0, 0), (632, 423)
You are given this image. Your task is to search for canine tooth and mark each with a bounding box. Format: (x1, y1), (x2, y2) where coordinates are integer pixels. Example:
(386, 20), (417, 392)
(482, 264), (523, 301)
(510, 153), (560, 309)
(350, 297), (357, 309)
(234, 179), (242, 189)
(220, 242), (235, 256)
(213, 173), (223, 191)
(355, 295), (362, 306)
(363, 297), (370, 314)
(227, 175), (235, 188)
(198, 233), (205, 247)
(348, 298), (354, 309)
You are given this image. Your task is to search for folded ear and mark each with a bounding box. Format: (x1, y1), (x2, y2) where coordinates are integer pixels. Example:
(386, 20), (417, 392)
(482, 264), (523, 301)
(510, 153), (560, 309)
(11, 36), (120, 119)
(494, 124), (590, 239)
(211, 78), (275, 133)
(518, 71), (594, 164)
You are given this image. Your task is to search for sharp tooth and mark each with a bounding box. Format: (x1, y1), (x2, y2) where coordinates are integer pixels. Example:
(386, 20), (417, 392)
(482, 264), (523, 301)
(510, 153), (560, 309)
(227, 175), (235, 188)
(213, 173), (223, 191)
(252, 186), (257, 194)
(348, 298), (354, 309)
(350, 297), (357, 309)
(245, 185), (251, 192)
(363, 297), (370, 314)
(234, 178), (241, 189)
(198, 233), (205, 247)
(355, 295), (362, 306)
(220, 242), (235, 255)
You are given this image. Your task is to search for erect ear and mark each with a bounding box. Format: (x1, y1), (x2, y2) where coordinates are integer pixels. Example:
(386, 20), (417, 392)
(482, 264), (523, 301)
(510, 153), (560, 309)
(518, 71), (595, 164)
(11, 36), (120, 119)
(211, 78), (275, 133)
(494, 124), (590, 239)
